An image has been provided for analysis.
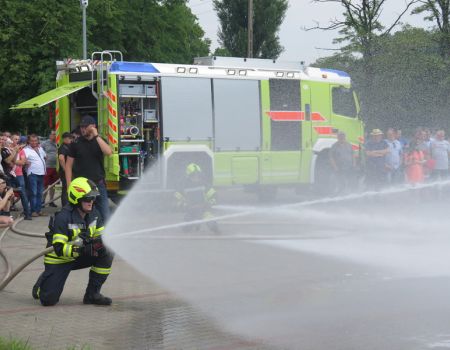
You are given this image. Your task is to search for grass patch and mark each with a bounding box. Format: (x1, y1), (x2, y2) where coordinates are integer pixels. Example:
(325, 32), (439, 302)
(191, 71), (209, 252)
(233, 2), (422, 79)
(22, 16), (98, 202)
(0, 337), (91, 350)
(0, 337), (32, 350)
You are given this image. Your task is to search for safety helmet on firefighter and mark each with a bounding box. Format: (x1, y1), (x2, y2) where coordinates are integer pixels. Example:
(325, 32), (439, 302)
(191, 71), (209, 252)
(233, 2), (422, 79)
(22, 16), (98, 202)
(186, 163), (201, 176)
(67, 177), (100, 205)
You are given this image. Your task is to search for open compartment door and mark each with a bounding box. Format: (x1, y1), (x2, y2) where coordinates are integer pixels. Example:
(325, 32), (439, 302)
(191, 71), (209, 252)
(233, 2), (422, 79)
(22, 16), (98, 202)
(10, 80), (92, 109)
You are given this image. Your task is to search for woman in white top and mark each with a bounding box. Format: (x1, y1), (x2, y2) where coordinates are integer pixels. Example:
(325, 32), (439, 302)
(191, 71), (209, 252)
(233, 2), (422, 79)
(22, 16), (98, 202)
(23, 134), (47, 217)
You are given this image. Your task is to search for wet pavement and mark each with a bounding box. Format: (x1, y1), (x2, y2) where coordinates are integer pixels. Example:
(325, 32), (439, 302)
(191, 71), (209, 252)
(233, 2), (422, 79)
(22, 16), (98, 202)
(2, 187), (450, 349)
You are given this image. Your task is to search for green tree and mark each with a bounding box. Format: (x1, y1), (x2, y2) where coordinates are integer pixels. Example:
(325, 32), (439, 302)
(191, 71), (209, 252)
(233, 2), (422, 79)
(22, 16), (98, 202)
(213, 47), (232, 56)
(96, 0), (209, 63)
(309, 0), (418, 127)
(314, 27), (450, 132)
(309, 0), (418, 60)
(0, 0), (210, 133)
(0, 0), (81, 132)
(213, 0), (288, 58)
(412, 0), (450, 58)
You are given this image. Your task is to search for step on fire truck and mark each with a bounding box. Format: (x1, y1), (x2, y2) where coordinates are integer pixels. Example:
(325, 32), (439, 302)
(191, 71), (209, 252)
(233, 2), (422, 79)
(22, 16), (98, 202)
(12, 50), (364, 199)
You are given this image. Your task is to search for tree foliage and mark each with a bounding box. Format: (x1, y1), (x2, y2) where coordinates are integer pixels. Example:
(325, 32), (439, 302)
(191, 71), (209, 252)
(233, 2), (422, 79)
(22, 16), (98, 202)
(309, 0), (422, 132)
(412, 0), (450, 58)
(0, 0), (209, 133)
(213, 0), (288, 58)
(309, 0), (418, 59)
(315, 27), (450, 132)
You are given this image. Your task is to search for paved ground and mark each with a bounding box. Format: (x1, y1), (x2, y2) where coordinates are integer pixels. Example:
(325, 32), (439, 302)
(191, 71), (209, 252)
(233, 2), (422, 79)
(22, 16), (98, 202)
(0, 206), (269, 350)
(3, 187), (450, 349)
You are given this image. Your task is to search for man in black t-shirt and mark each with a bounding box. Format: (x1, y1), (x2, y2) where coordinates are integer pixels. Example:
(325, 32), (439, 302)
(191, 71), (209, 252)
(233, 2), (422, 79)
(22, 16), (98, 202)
(65, 115), (112, 221)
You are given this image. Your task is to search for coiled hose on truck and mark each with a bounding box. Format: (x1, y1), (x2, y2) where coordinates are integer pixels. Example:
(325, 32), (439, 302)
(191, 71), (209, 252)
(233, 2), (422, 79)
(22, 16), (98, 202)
(0, 180), (61, 291)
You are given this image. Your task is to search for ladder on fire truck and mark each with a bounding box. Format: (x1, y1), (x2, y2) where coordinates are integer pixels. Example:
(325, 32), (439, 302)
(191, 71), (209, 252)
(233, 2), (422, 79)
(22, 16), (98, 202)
(56, 50), (123, 131)
(90, 51), (123, 131)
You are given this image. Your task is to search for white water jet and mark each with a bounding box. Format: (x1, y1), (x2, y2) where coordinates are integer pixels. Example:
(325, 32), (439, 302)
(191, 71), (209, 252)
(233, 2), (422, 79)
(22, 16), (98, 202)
(104, 164), (450, 348)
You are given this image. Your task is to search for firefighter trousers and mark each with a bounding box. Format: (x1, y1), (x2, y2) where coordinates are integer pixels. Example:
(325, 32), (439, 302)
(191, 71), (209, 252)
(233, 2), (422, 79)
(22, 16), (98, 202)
(37, 249), (114, 306)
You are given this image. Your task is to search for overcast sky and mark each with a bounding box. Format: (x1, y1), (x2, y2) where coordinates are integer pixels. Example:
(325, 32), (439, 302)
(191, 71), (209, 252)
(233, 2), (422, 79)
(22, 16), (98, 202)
(188, 0), (432, 65)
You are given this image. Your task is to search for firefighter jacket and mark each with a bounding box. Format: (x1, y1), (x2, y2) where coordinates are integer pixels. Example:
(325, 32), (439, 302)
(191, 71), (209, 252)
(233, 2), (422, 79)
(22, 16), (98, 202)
(175, 184), (216, 208)
(44, 205), (105, 265)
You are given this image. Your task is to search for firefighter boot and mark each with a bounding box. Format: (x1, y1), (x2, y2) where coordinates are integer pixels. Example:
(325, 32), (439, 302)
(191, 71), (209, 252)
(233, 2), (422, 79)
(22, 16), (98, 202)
(83, 292), (112, 306)
(32, 272), (44, 300)
(83, 271), (112, 306)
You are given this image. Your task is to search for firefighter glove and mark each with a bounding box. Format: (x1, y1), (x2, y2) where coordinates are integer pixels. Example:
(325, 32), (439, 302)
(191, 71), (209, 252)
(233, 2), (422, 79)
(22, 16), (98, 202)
(92, 238), (106, 257)
(174, 192), (186, 208)
(73, 243), (98, 257)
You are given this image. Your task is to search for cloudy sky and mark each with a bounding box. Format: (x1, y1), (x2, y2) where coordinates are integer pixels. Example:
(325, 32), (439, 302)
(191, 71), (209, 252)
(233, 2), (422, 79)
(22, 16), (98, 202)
(188, 0), (432, 64)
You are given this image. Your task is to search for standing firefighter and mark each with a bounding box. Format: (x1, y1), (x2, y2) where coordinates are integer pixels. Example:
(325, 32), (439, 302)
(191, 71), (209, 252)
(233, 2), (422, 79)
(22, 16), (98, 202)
(175, 163), (219, 233)
(32, 177), (114, 306)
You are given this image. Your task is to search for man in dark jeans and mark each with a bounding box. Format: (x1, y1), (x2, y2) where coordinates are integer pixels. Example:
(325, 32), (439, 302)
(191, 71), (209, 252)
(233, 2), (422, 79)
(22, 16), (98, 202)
(65, 115), (112, 221)
(329, 131), (355, 194)
(364, 129), (390, 191)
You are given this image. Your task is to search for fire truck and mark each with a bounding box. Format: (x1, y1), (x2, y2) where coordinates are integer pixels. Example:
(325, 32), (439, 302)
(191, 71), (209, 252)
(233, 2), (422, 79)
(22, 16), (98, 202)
(12, 50), (364, 198)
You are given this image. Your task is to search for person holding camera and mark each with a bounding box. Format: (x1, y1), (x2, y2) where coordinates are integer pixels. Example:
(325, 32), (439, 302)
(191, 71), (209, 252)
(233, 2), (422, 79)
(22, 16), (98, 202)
(32, 177), (114, 306)
(65, 115), (112, 221)
(0, 175), (15, 226)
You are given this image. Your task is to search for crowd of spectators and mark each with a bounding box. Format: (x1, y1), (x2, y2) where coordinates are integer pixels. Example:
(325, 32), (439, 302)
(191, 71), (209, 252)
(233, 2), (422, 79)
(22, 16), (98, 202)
(330, 127), (450, 194)
(0, 130), (75, 224)
(0, 115), (111, 226)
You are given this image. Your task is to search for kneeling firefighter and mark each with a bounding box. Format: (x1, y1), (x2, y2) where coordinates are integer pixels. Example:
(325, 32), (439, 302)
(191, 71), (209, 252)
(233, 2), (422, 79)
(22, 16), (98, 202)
(32, 177), (114, 306)
(174, 163), (219, 233)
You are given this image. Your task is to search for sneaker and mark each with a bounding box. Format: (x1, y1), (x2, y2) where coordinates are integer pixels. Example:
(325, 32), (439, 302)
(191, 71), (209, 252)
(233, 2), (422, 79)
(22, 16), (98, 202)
(83, 292), (112, 306)
(24, 216), (32, 221)
(38, 212), (48, 217)
(31, 212), (39, 217)
(49, 203), (57, 208)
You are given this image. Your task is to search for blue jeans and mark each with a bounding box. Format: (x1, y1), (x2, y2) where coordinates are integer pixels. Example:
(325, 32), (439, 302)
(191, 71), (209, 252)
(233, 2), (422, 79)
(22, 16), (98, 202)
(95, 181), (110, 222)
(28, 174), (44, 214)
(10, 175), (31, 217)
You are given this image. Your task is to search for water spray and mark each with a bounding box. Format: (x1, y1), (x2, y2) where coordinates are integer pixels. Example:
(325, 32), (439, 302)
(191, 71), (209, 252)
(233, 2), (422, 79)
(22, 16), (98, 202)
(109, 179), (450, 240)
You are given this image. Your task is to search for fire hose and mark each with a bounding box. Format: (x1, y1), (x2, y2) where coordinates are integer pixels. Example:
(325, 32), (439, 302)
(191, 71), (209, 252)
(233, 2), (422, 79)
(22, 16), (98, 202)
(0, 179), (62, 291)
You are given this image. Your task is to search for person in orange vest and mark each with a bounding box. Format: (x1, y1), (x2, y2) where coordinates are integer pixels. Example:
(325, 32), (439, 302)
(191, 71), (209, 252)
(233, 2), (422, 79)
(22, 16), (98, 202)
(404, 141), (426, 185)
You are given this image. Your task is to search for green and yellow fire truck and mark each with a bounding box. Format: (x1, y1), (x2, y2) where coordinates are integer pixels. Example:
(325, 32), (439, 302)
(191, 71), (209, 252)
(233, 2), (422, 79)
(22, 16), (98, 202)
(12, 50), (364, 198)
